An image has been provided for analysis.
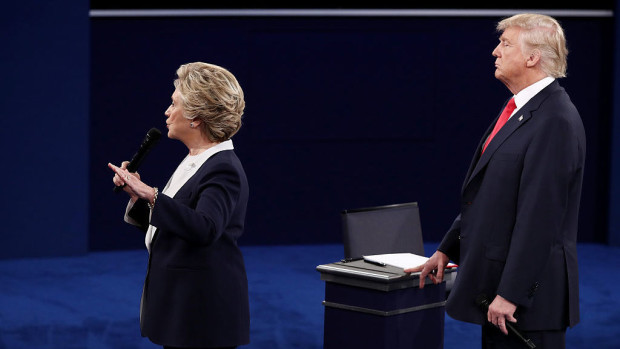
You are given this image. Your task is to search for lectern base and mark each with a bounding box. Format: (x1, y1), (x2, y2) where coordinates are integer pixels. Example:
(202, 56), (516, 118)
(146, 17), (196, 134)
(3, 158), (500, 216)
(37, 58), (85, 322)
(317, 260), (450, 349)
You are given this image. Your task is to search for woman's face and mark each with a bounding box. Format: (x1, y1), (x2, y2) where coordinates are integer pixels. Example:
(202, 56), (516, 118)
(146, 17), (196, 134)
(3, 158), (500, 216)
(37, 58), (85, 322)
(164, 89), (192, 141)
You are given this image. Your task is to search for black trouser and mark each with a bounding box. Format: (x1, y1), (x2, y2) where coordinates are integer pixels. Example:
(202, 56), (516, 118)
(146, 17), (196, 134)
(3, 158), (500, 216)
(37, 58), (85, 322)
(482, 322), (566, 348)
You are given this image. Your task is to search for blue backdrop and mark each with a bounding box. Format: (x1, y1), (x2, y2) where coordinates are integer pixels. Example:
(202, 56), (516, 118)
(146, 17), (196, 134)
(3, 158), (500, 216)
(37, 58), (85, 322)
(89, 12), (614, 251)
(1, 0), (89, 259)
(1, 2), (618, 259)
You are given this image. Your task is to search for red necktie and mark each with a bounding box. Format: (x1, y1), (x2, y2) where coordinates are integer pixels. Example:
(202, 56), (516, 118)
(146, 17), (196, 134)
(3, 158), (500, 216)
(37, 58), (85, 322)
(482, 97), (516, 154)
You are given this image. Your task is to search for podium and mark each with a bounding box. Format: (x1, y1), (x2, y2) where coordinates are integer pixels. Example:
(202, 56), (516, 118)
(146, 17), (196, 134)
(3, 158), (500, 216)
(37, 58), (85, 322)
(317, 259), (452, 349)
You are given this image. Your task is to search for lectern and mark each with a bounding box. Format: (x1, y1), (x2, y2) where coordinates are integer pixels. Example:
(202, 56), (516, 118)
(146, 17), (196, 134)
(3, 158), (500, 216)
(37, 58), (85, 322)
(317, 259), (452, 349)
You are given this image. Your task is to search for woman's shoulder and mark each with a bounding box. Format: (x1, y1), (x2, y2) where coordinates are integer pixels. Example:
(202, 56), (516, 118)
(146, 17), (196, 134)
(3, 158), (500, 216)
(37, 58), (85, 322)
(199, 150), (245, 174)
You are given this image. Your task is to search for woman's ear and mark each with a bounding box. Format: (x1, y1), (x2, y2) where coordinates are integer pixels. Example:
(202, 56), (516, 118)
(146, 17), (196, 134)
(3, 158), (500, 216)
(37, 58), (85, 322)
(190, 119), (201, 128)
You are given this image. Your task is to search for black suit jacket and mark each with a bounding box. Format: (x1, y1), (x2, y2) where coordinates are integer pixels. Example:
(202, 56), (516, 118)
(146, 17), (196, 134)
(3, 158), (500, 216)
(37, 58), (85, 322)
(438, 80), (585, 331)
(128, 149), (250, 347)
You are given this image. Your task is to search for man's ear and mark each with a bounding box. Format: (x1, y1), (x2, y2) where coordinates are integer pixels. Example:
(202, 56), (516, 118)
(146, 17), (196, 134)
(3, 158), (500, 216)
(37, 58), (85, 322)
(526, 49), (541, 68)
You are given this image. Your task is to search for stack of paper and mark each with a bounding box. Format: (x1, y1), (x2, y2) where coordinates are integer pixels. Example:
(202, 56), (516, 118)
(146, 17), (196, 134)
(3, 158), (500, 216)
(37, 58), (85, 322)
(363, 253), (458, 269)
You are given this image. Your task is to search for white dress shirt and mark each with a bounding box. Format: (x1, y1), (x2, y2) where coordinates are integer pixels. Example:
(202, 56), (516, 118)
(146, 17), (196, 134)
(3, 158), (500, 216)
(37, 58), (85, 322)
(509, 76), (555, 119)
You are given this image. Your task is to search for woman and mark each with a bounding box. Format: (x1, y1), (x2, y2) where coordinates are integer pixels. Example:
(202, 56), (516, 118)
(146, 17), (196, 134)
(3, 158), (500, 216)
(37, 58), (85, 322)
(108, 62), (250, 349)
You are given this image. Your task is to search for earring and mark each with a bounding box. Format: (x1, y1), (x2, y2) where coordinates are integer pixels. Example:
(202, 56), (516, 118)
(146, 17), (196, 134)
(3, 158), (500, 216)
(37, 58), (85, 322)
(190, 122), (194, 128)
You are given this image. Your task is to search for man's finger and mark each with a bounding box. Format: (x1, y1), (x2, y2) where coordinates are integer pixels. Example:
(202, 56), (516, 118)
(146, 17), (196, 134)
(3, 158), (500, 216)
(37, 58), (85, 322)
(403, 264), (424, 273)
(435, 267), (444, 281)
(499, 322), (508, 335)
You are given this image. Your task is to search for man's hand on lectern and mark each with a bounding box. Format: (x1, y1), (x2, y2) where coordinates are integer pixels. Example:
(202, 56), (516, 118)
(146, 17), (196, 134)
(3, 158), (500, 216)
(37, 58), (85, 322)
(404, 250), (450, 288)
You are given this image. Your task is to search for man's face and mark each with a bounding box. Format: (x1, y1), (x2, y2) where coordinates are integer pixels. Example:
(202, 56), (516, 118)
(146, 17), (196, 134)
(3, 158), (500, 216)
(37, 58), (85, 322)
(492, 27), (527, 88)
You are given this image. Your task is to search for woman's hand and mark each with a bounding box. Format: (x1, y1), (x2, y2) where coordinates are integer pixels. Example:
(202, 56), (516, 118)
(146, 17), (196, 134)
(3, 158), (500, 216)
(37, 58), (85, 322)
(108, 162), (154, 204)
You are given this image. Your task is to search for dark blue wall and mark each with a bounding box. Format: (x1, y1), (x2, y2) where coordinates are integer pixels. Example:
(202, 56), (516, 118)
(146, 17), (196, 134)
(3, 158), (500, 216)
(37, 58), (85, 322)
(0, 0), (89, 259)
(90, 14), (614, 251)
(0, 4), (615, 260)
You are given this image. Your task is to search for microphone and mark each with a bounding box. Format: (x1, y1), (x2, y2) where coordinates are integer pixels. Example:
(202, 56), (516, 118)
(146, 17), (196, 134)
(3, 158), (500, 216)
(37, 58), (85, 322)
(475, 294), (536, 348)
(113, 127), (162, 192)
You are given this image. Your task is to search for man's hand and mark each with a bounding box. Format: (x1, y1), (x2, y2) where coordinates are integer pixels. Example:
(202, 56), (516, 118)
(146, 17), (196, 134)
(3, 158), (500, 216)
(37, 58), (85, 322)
(404, 250), (450, 288)
(487, 294), (518, 335)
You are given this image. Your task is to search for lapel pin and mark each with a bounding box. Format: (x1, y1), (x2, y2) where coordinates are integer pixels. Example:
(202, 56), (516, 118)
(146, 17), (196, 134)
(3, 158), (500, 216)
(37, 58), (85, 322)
(518, 115), (523, 122)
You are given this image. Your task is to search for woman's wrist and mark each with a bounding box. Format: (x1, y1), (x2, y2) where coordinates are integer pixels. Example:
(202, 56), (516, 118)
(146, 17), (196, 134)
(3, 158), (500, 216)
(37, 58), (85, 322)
(147, 187), (159, 209)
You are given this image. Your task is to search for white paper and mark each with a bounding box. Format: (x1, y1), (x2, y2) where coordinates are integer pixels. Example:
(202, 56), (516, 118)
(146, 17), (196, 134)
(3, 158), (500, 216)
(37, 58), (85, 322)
(363, 253), (457, 269)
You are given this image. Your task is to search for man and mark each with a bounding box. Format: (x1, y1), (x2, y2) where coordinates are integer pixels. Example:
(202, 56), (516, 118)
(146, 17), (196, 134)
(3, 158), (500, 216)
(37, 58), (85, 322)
(405, 13), (585, 348)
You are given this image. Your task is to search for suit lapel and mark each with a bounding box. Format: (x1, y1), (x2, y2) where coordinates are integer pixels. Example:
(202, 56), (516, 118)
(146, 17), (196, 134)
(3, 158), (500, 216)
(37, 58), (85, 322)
(468, 110), (532, 182)
(460, 100), (508, 191)
(462, 81), (561, 194)
(150, 159), (208, 248)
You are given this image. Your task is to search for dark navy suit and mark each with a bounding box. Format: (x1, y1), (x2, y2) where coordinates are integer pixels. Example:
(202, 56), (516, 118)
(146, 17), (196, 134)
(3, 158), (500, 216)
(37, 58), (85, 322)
(128, 150), (250, 348)
(438, 80), (585, 331)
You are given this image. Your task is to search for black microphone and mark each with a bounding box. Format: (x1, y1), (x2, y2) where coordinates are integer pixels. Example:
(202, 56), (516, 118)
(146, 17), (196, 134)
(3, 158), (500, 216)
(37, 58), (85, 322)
(113, 127), (162, 192)
(475, 294), (536, 348)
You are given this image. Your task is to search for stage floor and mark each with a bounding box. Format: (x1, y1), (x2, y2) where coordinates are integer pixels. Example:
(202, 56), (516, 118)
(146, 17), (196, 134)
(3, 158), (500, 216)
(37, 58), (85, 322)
(0, 243), (618, 348)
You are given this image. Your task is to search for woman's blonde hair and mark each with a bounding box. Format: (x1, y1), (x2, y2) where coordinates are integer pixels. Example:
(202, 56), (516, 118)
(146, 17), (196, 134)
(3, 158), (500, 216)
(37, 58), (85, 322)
(174, 62), (245, 142)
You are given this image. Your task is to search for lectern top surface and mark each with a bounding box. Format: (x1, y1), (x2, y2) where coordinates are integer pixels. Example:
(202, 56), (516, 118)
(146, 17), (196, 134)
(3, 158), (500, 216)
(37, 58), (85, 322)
(316, 259), (455, 291)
